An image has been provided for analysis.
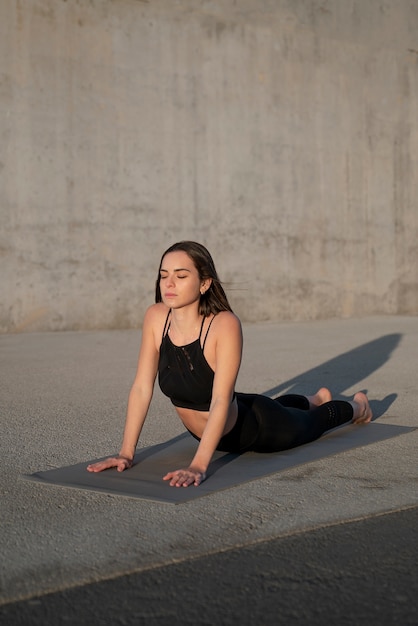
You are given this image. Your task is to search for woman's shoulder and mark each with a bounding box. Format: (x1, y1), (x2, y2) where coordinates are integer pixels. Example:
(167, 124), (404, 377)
(211, 310), (242, 334)
(145, 302), (170, 317)
(142, 303), (170, 329)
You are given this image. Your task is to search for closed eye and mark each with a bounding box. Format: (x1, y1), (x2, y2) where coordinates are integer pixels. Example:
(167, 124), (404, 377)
(160, 273), (188, 279)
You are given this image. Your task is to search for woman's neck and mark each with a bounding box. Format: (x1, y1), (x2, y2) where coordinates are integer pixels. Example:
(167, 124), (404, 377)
(169, 306), (203, 343)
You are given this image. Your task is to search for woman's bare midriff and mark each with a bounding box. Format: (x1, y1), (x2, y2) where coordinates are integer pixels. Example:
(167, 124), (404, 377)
(175, 396), (238, 439)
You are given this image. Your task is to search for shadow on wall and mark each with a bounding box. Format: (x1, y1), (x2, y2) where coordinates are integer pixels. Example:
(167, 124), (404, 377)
(263, 334), (402, 419)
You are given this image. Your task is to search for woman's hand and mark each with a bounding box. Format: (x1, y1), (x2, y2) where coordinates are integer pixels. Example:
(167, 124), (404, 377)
(163, 466), (207, 487)
(87, 456), (133, 473)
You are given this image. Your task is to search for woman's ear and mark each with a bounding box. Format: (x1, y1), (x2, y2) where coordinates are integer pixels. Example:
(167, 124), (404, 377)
(200, 278), (212, 295)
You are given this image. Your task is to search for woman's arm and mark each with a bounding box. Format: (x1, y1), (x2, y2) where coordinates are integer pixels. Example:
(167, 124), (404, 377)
(87, 305), (161, 473)
(163, 312), (243, 486)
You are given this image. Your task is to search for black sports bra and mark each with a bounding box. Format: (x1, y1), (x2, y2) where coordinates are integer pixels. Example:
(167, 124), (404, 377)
(158, 312), (215, 411)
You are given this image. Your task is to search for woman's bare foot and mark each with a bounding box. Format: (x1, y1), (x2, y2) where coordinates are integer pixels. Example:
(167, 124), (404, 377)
(351, 391), (373, 424)
(307, 387), (332, 408)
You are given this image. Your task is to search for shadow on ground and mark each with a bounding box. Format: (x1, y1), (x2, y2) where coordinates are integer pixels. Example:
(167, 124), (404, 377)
(264, 333), (400, 418)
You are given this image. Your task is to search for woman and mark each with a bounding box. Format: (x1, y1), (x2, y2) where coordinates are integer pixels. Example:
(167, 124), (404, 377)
(87, 241), (372, 487)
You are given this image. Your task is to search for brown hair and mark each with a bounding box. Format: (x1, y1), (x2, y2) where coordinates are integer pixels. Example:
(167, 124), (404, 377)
(155, 241), (233, 316)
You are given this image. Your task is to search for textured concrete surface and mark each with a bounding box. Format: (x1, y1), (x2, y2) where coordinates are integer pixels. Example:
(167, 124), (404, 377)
(1, 315), (417, 615)
(1, 507), (417, 625)
(1, 0), (418, 332)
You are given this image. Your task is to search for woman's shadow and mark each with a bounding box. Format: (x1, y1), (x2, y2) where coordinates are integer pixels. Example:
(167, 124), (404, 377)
(263, 333), (400, 419)
(206, 333), (401, 476)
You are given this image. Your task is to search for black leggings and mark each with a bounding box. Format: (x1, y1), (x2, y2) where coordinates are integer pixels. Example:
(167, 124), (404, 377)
(214, 392), (354, 453)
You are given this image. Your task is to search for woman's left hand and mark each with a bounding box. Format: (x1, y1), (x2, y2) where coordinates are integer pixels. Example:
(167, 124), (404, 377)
(163, 466), (207, 487)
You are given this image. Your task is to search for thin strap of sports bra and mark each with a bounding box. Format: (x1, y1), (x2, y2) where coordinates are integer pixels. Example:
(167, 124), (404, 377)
(202, 315), (216, 350)
(197, 316), (206, 341)
(162, 310), (171, 340)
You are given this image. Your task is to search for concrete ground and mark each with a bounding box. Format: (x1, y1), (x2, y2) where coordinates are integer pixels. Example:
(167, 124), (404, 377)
(1, 316), (417, 624)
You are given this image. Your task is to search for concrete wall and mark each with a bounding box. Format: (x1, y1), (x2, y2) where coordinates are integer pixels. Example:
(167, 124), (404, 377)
(1, 0), (418, 332)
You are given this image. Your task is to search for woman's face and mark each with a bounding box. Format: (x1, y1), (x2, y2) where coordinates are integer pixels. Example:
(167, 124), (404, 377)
(159, 251), (209, 310)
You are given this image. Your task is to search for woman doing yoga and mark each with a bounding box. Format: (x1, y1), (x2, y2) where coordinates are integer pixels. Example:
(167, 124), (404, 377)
(87, 241), (372, 487)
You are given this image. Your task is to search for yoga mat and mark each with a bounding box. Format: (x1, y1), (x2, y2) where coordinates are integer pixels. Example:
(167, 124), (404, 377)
(26, 423), (414, 504)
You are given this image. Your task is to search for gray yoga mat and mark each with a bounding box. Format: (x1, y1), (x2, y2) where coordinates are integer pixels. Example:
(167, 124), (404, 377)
(26, 423), (413, 504)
